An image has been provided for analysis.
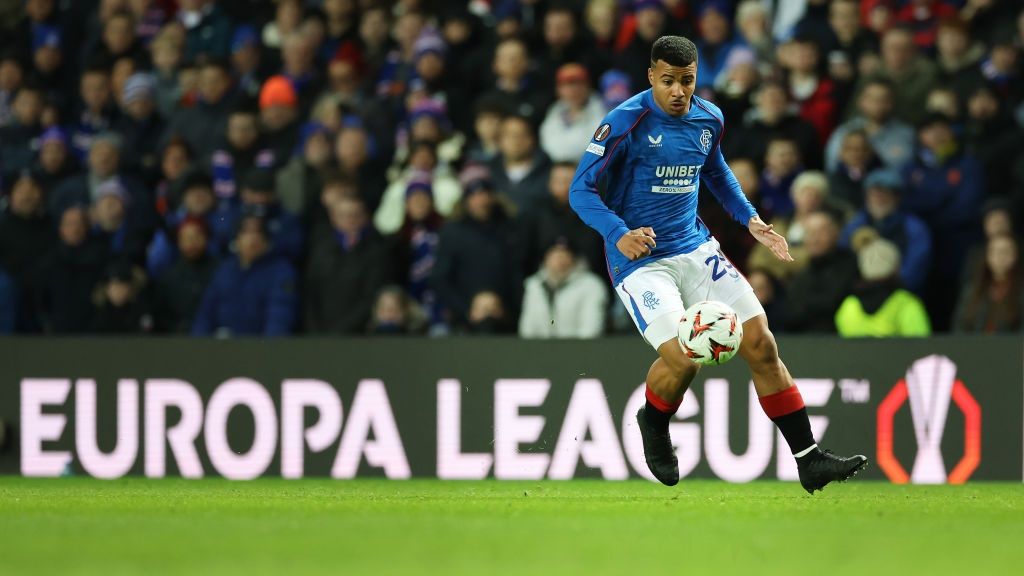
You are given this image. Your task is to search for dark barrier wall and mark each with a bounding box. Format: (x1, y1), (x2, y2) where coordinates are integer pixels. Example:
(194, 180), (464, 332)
(1, 337), (1021, 483)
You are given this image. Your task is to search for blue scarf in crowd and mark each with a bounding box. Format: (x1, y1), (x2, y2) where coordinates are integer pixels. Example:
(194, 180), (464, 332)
(407, 225), (441, 324)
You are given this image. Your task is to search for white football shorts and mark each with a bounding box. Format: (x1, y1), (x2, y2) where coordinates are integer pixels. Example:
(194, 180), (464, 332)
(615, 238), (765, 349)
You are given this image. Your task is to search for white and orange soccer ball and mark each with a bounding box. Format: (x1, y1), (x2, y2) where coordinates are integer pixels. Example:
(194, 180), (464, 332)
(678, 300), (743, 366)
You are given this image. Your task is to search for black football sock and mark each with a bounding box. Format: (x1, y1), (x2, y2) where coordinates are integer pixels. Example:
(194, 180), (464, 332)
(759, 386), (817, 457)
(643, 386), (682, 433)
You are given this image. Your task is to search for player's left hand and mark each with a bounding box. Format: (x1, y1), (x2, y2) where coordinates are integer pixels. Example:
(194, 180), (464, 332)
(748, 216), (793, 262)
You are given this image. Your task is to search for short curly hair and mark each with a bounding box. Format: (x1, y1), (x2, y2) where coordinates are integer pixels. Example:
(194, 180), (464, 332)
(650, 36), (698, 68)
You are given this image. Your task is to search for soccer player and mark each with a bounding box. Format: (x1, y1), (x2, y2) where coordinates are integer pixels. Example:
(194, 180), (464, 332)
(569, 36), (867, 493)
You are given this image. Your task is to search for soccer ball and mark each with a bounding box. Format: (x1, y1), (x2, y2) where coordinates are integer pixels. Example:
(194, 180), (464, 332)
(678, 300), (743, 366)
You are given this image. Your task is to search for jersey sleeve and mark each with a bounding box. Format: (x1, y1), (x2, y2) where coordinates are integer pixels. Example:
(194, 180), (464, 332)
(568, 114), (632, 247)
(701, 107), (758, 226)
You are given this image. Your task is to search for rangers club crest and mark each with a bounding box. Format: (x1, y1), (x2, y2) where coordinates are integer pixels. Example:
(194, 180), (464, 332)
(642, 290), (660, 311)
(594, 123), (611, 142)
(699, 129), (712, 153)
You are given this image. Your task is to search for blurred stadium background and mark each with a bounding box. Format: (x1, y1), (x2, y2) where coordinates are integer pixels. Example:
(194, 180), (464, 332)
(1, 0), (1023, 574)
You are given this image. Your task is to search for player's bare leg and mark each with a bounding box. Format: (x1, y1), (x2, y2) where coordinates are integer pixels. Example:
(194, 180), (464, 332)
(740, 314), (868, 493)
(646, 342), (700, 404)
(635, 339), (700, 486)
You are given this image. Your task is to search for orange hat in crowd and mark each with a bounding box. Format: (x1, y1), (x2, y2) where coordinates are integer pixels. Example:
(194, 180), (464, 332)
(259, 76), (298, 109)
(556, 63), (589, 86)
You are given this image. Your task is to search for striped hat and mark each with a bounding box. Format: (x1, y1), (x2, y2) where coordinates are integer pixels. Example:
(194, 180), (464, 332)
(459, 164), (494, 195)
(413, 34), (447, 61)
(122, 73), (157, 104)
(405, 170), (434, 199)
(95, 178), (129, 205)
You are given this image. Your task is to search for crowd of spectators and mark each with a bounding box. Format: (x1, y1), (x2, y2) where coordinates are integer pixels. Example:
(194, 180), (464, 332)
(1, 0), (1022, 338)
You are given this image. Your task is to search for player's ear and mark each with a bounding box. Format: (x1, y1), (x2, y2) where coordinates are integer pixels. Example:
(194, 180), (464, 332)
(647, 66), (654, 87)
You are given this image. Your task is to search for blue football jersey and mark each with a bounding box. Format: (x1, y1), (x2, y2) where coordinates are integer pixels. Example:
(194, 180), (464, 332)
(569, 89), (757, 285)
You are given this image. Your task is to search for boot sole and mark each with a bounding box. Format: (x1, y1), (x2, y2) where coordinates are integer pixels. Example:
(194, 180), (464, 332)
(803, 457), (869, 495)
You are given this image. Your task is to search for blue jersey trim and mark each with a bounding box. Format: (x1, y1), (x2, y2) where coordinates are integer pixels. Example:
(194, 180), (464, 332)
(623, 286), (649, 333)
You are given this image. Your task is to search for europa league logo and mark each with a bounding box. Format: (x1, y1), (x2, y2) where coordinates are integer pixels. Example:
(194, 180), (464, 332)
(876, 355), (982, 484)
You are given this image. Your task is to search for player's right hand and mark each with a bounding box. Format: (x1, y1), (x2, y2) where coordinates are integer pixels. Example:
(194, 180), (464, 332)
(617, 227), (656, 260)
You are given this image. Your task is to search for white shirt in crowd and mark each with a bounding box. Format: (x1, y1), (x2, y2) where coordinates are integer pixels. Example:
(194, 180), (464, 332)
(539, 95), (609, 163)
(374, 165), (462, 234)
(519, 263), (608, 339)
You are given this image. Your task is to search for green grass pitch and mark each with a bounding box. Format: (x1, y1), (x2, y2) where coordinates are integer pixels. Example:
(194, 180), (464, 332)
(1, 478), (1021, 576)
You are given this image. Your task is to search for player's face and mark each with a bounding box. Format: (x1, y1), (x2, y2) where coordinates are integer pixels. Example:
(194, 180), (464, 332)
(648, 59), (696, 116)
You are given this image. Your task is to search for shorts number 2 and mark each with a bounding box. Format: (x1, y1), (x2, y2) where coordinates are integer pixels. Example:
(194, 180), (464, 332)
(705, 251), (739, 281)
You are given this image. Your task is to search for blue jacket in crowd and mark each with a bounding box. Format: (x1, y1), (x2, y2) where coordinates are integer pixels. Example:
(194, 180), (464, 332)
(259, 206), (304, 262)
(695, 36), (746, 91)
(229, 203), (305, 263)
(840, 209), (933, 294)
(191, 254), (297, 336)
(146, 205), (236, 279)
(900, 150), (983, 279)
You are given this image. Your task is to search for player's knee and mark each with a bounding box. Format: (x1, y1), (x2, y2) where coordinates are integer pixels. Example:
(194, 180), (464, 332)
(666, 352), (701, 381)
(658, 341), (701, 381)
(745, 329), (779, 368)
